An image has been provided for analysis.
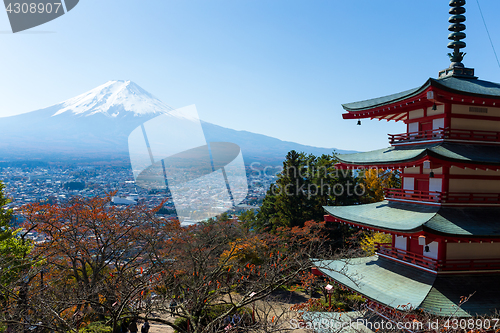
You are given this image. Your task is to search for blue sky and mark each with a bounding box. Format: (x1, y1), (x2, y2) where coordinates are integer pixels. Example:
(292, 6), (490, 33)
(1, 0), (499, 151)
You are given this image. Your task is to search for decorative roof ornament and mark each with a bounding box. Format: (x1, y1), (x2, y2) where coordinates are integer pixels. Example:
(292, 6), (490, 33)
(447, 0), (467, 67)
(439, 0), (477, 79)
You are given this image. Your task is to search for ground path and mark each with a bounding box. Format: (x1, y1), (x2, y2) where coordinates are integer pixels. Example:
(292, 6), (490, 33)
(140, 290), (311, 333)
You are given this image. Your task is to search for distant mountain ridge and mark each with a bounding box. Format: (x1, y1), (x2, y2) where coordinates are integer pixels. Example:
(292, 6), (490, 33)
(0, 81), (356, 165)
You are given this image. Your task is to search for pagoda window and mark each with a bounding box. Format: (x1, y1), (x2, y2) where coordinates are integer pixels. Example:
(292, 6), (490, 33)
(424, 241), (439, 260)
(408, 122), (419, 134)
(432, 117), (445, 130)
(403, 177), (414, 190)
(429, 178), (442, 192)
(394, 236), (407, 251)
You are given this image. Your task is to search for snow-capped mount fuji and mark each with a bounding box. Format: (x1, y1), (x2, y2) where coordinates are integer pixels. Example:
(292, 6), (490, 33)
(0, 81), (354, 164)
(0, 80), (167, 161)
(52, 80), (173, 118)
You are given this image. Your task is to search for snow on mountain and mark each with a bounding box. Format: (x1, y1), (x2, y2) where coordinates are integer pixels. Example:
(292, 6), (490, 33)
(52, 80), (174, 118)
(0, 80), (355, 163)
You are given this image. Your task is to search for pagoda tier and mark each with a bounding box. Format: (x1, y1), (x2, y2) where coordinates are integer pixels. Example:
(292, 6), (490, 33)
(315, 256), (500, 317)
(335, 143), (500, 207)
(324, 202), (500, 273)
(343, 77), (500, 148)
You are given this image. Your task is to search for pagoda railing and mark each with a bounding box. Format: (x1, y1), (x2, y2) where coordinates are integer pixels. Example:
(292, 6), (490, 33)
(384, 188), (442, 203)
(438, 258), (500, 271)
(376, 243), (500, 272)
(441, 192), (500, 205)
(385, 188), (500, 205)
(375, 243), (439, 271)
(388, 127), (500, 145)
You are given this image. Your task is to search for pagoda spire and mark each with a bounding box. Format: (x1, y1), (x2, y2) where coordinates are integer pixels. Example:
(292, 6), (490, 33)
(439, 0), (477, 79)
(447, 0), (467, 67)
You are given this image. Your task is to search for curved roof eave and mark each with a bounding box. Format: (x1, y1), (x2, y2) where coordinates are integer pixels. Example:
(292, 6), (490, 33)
(341, 77), (500, 113)
(335, 143), (500, 167)
(324, 202), (500, 237)
(342, 79), (432, 112)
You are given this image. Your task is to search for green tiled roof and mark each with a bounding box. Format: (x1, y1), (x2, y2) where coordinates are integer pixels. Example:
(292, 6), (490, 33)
(336, 146), (427, 165)
(324, 201), (439, 233)
(422, 274), (500, 317)
(342, 77), (500, 112)
(317, 257), (500, 317)
(324, 201), (500, 237)
(342, 87), (423, 111)
(435, 77), (500, 98)
(336, 143), (500, 166)
(425, 207), (500, 236)
(316, 256), (436, 310)
(430, 143), (500, 165)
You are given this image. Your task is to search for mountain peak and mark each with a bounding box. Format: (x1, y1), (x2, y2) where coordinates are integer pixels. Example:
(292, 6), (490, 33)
(52, 80), (173, 118)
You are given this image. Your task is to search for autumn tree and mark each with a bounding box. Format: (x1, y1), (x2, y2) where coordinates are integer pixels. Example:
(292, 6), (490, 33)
(360, 168), (401, 203)
(139, 218), (339, 333)
(2, 195), (162, 332)
(0, 193), (354, 333)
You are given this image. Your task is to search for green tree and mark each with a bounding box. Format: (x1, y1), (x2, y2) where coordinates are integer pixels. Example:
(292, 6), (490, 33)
(0, 182), (13, 242)
(257, 151), (365, 231)
(0, 181), (33, 331)
(257, 151), (316, 230)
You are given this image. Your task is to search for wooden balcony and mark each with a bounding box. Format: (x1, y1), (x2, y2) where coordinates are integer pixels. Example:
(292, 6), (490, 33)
(388, 127), (500, 145)
(384, 188), (500, 205)
(384, 188), (441, 203)
(375, 243), (500, 273)
(375, 243), (438, 271)
(442, 192), (500, 205)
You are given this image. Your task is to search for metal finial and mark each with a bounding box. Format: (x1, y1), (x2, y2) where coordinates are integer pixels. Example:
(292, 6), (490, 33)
(447, 0), (467, 68)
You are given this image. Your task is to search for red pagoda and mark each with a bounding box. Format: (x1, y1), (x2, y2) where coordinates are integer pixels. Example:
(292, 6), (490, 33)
(318, 0), (500, 317)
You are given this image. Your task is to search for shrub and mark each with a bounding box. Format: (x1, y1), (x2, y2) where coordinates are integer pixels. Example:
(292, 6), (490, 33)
(79, 322), (113, 333)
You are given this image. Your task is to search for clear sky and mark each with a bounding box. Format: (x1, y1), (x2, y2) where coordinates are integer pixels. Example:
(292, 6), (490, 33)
(1, 0), (499, 151)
